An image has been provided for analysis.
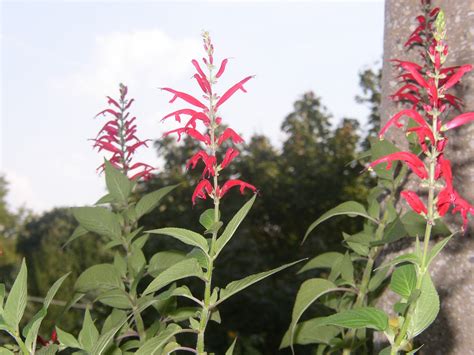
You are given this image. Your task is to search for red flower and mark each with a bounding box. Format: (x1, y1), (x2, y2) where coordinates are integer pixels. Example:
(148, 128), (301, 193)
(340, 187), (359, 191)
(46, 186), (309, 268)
(401, 190), (427, 214)
(192, 180), (213, 205)
(93, 84), (155, 180)
(162, 32), (256, 204)
(379, 109), (431, 139)
(442, 64), (473, 91)
(441, 112), (474, 131)
(369, 152), (428, 179)
(218, 179), (257, 198)
(217, 128), (244, 146)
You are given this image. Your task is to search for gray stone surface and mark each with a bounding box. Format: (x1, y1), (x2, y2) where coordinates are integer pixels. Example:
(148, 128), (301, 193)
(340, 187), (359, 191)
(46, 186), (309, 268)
(378, 1), (474, 354)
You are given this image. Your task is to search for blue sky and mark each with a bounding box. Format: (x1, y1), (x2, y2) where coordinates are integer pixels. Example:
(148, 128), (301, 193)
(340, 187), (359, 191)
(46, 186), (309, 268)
(1, 1), (384, 212)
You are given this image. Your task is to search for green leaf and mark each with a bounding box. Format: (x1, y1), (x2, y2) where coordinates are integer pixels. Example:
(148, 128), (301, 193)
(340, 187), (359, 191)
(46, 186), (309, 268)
(280, 318), (341, 349)
(44, 273), (70, 309)
(304, 201), (377, 243)
(401, 211), (451, 237)
(135, 324), (182, 355)
(280, 319), (340, 348)
(148, 250), (187, 278)
(214, 195), (256, 257)
(321, 307), (388, 331)
(343, 232), (370, 256)
(72, 207), (121, 240)
(79, 309), (99, 352)
(0, 348), (14, 355)
(63, 225), (89, 247)
(147, 227), (209, 253)
(24, 308), (47, 352)
(225, 338), (237, 355)
(341, 253), (354, 284)
(288, 278), (339, 351)
(368, 266), (389, 292)
(390, 264), (417, 299)
(95, 289), (131, 309)
(217, 260), (303, 307)
(199, 209), (216, 230)
(4, 259), (27, 330)
(408, 273), (439, 338)
(75, 264), (124, 293)
(91, 312), (129, 355)
(94, 193), (115, 205)
(426, 234), (454, 267)
(104, 160), (133, 203)
(372, 217), (407, 246)
(378, 253), (420, 269)
(135, 184), (178, 220)
(143, 259), (204, 295)
(0, 284), (4, 312)
(36, 344), (59, 355)
(56, 327), (81, 349)
(298, 252), (344, 274)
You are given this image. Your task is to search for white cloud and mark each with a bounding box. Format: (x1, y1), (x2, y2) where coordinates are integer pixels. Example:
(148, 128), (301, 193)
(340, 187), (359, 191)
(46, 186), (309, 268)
(3, 169), (43, 212)
(55, 29), (200, 99)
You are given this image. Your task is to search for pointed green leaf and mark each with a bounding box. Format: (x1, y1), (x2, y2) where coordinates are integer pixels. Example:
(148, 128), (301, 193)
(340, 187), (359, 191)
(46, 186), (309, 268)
(148, 250), (187, 277)
(288, 278), (339, 352)
(24, 308), (47, 352)
(135, 184), (178, 220)
(79, 309), (99, 352)
(280, 319), (340, 349)
(408, 273), (439, 338)
(426, 234), (454, 267)
(298, 252), (344, 274)
(304, 202), (377, 243)
(143, 259), (204, 295)
(56, 327), (81, 349)
(75, 264), (124, 293)
(72, 206), (121, 240)
(136, 324), (182, 355)
(44, 273), (70, 309)
(147, 227), (208, 253)
(199, 209), (216, 230)
(214, 195), (256, 257)
(368, 266), (389, 292)
(91, 312), (129, 355)
(95, 289), (131, 309)
(225, 338), (237, 355)
(390, 264), (417, 299)
(4, 259), (27, 330)
(94, 193), (115, 205)
(63, 225), (89, 247)
(104, 160), (133, 203)
(378, 253), (420, 269)
(216, 259), (303, 307)
(321, 307), (388, 331)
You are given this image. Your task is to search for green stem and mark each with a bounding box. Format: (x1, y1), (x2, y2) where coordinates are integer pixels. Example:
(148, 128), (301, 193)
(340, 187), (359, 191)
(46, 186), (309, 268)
(390, 114), (438, 354)
(196, 43), (219, 354)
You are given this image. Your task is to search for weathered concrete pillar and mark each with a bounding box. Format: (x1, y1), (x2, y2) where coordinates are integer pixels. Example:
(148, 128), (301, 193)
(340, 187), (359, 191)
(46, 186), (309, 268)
(379, 1), (474, 353)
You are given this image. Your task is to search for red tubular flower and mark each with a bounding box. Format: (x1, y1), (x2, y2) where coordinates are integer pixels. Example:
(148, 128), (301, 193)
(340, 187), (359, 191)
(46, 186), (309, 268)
(218, 179), (257, 198)
(161, 87), (207, 109)
(442, 64), (473, 91)
(216, 58), (229, 78)
(217, 128), (244, 146)
(37, 329), (58, 347)
(441, 112), (474, 131)
(393, 60), (429, 88)
(162, 32), (256, 204)
(93, 84), (155, 180)
(369, 152), (428, 179)
(221, 148), (239, 169)
(216, 76), (254, 109)
(192, 180), (213, 205)
(401, 190), (427, 214)
(379, 109), (431, 139)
